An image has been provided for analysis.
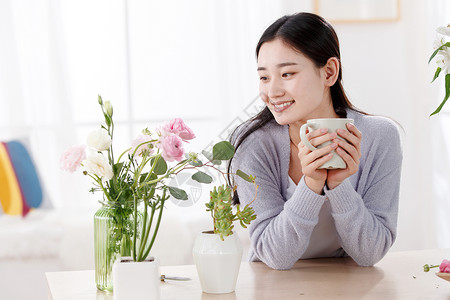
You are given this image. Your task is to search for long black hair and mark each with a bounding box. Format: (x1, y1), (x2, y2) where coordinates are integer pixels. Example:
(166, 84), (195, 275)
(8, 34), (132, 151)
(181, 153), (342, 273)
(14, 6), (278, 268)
(228, 12), (359, 204)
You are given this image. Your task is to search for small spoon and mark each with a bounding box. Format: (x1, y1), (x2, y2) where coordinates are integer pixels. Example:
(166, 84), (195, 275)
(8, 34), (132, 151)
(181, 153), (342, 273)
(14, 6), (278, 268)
(160, 275), (191, 282)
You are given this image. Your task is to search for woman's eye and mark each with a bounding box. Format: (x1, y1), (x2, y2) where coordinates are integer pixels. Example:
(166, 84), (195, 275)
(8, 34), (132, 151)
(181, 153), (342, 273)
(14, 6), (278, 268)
(282, 73), (293, 78)
(259, 76), (268, 81)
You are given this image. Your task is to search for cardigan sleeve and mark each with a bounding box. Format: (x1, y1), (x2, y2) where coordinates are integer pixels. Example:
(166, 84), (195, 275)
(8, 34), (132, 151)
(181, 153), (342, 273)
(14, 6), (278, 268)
(232, 131), (328, 270)
(324, 117), (403, 266)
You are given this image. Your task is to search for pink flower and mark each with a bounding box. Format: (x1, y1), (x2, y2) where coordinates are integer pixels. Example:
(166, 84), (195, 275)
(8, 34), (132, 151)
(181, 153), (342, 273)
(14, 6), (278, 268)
(161, 118), (195, 141)
(129, 134), (154, 157)
(440, 259), (450, 273)
(60, 144), (86, 173)
(159, 135), (184, 162)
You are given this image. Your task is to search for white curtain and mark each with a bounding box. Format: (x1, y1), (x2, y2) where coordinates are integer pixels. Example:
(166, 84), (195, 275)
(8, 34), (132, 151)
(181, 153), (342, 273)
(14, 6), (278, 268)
(0, 0), (304, 209)
(0, 0), (85, 208)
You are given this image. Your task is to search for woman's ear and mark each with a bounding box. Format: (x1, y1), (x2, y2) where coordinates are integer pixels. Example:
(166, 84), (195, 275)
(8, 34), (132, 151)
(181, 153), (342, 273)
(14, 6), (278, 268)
(322, 57), (339, 87)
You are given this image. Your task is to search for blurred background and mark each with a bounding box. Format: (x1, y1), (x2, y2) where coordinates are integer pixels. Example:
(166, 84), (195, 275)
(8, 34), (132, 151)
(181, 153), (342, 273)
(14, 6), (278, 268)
(1, 0), (450, 299)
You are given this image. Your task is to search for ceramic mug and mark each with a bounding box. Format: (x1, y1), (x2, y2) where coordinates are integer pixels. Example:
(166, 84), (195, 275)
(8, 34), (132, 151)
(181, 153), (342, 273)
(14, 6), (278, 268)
(299, 118), (354, 169)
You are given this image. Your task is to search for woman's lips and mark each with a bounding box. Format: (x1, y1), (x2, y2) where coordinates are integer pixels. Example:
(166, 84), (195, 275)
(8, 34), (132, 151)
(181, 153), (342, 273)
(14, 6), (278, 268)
(271, 100), (294, 113)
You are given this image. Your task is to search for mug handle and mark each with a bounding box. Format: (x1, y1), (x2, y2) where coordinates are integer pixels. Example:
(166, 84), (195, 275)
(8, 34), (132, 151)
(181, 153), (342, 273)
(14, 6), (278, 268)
(299, 123), (317, 151)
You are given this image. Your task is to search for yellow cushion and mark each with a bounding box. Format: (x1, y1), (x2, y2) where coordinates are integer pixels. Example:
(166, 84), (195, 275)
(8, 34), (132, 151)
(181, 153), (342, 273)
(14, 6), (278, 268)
(0, 143), (22, 215)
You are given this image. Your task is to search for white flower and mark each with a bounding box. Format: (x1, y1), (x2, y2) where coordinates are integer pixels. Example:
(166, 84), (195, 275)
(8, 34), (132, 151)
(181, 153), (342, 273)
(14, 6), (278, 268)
(86, 128), (112, 151)
(104, 101), (113, 117)
(85, 152), (113, 181)
(436, 49), (450, 74)
(433, 37), (445, 50)
(437, 25), (450, 37)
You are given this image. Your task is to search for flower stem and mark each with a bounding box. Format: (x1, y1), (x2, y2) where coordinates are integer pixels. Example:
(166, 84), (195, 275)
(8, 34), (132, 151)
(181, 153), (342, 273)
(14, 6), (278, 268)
(87, 173), (113, 202)
(141, 197), (166, 260)
(132, 194), (137, 261)
(137, 202), (155, 261)
(132, 155), (151, 189)
(116, 147), (132, 164)
(424, 264), (440, 272)
(143, 154), (161, 183)
(141, 159), (191, 187)
(130, 140), (158, 158)
(137, 200), (149, 258)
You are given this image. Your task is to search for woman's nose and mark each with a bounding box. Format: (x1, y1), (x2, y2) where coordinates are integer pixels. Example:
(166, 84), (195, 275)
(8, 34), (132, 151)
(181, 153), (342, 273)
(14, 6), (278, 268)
(267, 80), (284, 99)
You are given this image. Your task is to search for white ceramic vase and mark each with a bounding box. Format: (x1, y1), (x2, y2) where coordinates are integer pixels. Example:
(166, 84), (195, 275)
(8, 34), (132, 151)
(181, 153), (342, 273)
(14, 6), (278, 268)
(112, 256), (160, 300)
(192, 231), (243, 294)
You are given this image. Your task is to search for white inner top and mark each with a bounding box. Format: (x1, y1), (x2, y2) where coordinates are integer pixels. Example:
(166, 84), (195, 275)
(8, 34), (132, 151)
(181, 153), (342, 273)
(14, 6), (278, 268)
(286, 177), (341, 259)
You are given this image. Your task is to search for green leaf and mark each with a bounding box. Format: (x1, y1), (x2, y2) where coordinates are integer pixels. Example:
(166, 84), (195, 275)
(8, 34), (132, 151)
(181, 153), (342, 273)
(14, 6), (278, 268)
(139, 172), (148, 183)
(447, 72), (450, 91)
(212, 141), (235, 161)
(189, 159), (203, 167)
(431, 67), (442, 83)
(113, 162), (124, 175)
(151, 157), (167, 175)
(236, 169), (254, 183)
(177, 159), (188, 165)
(192, 171), (213, 184)
(139, 172), (157, 183)
(104, 114), (112, 127)
(430, 73), (450, 117)
(117, 189), (132, 203)
(168, 186), (188, 200)
(202, 150), (222, 165)
(429, 42), (450, 63)
(140, 185), (155, 199)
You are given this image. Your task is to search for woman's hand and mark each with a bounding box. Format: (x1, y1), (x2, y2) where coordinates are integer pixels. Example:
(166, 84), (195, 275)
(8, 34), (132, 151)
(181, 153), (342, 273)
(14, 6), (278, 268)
(298, 128), (337, 194)
(327, 123), (362, 190)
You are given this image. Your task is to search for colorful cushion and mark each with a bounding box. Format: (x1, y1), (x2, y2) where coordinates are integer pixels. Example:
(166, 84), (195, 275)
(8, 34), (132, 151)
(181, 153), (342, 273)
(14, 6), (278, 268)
(0, 140), (43, 216)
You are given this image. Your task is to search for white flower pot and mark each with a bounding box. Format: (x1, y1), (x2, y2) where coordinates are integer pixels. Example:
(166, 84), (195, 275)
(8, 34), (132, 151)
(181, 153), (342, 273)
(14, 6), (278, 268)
(112, 257), (160, 300)
(192, 231), (243, 294)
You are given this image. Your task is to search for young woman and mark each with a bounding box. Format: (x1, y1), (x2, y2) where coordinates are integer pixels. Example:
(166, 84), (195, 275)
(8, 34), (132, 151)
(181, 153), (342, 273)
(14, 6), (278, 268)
(229, 12), (402, 270)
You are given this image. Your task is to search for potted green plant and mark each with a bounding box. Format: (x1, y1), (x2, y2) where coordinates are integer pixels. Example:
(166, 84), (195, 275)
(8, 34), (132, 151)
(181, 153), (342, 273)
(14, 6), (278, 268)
(60, 96), (254, 298)
(193, 182), (257, 294)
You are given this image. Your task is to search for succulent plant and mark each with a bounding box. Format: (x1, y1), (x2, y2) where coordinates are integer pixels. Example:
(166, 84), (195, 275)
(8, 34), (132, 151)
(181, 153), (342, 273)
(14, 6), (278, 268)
(206, 184), (257, 241)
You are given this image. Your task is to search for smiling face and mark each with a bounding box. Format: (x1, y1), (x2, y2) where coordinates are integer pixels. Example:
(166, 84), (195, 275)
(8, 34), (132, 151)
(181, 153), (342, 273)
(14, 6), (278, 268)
(257, 38), (338, 126)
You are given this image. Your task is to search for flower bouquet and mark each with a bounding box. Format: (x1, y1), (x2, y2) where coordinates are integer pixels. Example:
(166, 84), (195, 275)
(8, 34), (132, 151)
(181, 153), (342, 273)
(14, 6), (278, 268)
(429, 25), (450, 116)
(60, 96), (255, 292)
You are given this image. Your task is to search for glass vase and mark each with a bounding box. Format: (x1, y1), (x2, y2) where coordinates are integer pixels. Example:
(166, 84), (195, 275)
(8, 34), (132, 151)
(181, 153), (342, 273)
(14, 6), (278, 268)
(94, 200), (135, 292)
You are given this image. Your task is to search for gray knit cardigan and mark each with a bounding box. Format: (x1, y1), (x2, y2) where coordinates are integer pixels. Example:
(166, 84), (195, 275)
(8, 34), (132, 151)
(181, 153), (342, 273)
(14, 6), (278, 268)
(231, 109), (403, 270)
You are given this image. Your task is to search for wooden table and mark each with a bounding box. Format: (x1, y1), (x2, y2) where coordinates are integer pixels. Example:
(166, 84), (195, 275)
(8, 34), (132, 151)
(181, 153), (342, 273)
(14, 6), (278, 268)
(46, 248), (450, 299)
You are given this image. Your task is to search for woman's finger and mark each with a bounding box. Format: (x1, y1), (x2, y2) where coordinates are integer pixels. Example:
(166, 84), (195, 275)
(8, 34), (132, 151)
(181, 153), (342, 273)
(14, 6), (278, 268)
(333, 138), (361, 162)
(309, 132), (337, 148)
(306, 128), (328, 139)
(347, 122), (362, 138)
(301, 142), (337, 165)
(336, 147), (358, 172)
(336, 123), (361, 151)
(306, 152), (334, 170)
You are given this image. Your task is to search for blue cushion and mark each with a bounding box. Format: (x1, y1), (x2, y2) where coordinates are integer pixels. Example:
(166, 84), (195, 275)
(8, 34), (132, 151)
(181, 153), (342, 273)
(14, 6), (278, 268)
(0, 139), (50, 216)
